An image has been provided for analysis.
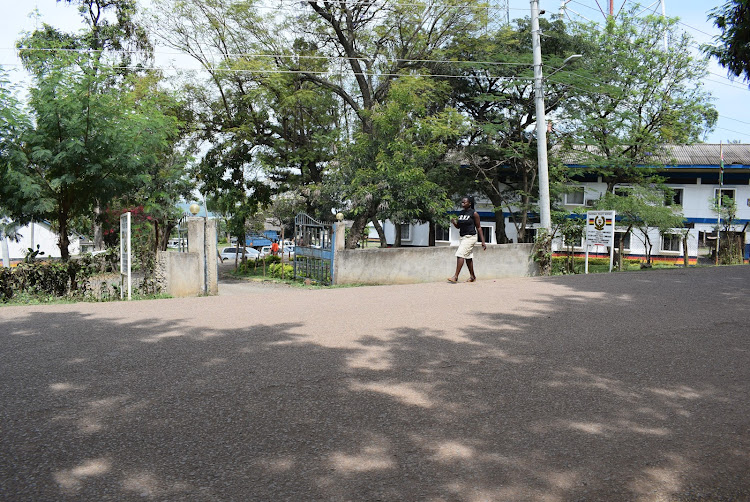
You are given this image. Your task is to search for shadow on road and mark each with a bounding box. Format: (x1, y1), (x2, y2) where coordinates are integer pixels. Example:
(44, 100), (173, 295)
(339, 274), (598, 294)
(1, 266), (748, 501)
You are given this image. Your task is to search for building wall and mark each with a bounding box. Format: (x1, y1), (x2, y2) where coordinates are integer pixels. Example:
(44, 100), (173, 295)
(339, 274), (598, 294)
(5, 222), (82, 260)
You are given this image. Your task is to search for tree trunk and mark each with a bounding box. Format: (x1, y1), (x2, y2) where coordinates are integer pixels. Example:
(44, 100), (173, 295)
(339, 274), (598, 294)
(158, 221), (176, 251)
(58, 214), (70, 262)
(394, 222), (402, 247)
(494, 210), (509, 244)
(428, 222), (435, 247)
(370, 218), (387, 248)
(346, 213), (369, 249)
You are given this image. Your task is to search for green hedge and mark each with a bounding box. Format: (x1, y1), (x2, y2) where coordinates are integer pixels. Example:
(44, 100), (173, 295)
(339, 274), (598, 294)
(1, 252), (133, 303)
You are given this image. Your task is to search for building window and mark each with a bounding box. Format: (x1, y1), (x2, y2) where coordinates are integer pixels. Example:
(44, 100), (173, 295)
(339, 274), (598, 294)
(435, 224), (450, 241)
(614, 186), (631, 197)
(564, 187), (585, 205)
(518, 228), (536, 243)
(665, 188), (683, 206)
(715, 188), (736, 206)
(400, 224), (411, 241)
(614, 230), (631, 250)
(481, 226), (491, 244)
(661, 233), (682, 252)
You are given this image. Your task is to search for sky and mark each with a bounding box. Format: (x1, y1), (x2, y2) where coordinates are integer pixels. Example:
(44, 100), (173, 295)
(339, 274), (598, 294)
(1, 0), (748, 144)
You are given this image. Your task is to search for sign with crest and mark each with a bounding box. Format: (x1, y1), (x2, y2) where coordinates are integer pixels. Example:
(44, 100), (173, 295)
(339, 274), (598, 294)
(585, 210), (616, 273)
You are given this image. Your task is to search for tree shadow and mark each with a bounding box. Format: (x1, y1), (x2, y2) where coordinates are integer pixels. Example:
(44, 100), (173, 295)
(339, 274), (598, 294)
(1, 266), (748, 501)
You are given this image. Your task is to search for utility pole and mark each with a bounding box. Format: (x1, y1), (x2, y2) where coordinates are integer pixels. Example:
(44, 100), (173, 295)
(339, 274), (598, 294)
(530, 0), (551, 232)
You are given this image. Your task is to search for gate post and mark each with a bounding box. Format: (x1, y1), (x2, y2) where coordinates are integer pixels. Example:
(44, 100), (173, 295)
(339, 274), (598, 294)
(332, 220), (346, 285)
(188, 217), (218, 295)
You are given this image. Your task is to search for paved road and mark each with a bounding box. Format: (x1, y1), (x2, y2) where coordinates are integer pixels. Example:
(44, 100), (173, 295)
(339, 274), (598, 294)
(1, 267), (749, 501)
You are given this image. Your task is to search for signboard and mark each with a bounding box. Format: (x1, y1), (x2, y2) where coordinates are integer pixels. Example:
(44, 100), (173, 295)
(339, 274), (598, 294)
(120, 212), (132, 300)
(585, 210), (615, 273)
(586, 210), (615, 247)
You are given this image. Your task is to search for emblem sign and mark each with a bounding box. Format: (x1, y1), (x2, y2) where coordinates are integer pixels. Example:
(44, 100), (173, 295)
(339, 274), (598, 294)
(584, 210), (616, 274)
(586, 210), (615, 247)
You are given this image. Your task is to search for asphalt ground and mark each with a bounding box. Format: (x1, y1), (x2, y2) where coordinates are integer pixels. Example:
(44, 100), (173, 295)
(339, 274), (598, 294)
(1, 266), (749, 501)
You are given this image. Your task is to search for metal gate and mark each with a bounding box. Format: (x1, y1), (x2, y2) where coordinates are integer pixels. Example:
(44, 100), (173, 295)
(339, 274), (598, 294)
(294, 213), (335, 285)
(176, 214), (189, 252)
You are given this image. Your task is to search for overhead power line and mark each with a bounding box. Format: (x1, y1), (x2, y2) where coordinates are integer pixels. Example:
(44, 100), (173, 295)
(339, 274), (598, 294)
(9, 46), (534, 68)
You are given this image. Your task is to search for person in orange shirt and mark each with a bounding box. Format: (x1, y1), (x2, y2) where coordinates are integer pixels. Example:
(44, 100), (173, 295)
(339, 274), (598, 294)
(271, 240), (279, 256)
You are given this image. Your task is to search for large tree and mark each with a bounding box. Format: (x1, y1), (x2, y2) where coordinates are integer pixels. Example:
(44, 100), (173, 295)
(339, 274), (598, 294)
(704, 0), (750, 85)
(148, 0), (342, 232)
(559, 9), (717, 191)
(292, 0), (484, 246)
(5, 45), (179, 260)
(331, 77), (465, 247)
(439, 18), (588, 243)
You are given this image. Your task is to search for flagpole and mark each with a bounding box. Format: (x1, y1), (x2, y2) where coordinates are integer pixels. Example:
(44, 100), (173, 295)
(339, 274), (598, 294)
(716, 142), (723, 265)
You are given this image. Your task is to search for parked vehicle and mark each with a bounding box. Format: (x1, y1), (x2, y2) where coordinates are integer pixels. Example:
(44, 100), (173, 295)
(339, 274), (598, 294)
(220, 247), (260, 262)
(258, 245), (272, 258)
(280, 245), (295, 258)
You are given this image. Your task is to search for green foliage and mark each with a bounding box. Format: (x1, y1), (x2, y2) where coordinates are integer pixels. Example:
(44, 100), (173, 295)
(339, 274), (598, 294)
(557, 217), (585, 274)
(595, 186), (684, 264)
(561, 8), (716, 190)
(710, 193), (738, 232)
(551, 256), (643, 275)
(532, 228), (553, 276)
(333, 77), (465, 246)
(0, 250), (159, 303)
(704, 0), (750, 84)
(268, 262), (293, 279)
(23, 245), (45, 264)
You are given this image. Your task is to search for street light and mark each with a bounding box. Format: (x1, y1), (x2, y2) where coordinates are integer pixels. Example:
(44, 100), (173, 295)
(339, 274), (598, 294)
(531, 0), (581, 232)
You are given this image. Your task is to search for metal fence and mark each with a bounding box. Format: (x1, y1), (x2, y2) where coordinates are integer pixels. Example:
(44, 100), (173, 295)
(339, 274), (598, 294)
(294, 213), (334, 285)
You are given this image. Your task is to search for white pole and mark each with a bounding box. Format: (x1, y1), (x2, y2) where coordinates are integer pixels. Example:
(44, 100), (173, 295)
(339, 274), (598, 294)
(531, 0), (551, 232)
(2, 235), (9, 268)
(585, 242), (589, 274)
(716, 142), (723, 264)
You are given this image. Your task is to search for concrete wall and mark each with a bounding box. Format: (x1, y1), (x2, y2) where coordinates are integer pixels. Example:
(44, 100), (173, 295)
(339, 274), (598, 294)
(155, 217), (218, 297)
(156, 251), (202, 298)
(333, 242), (538, 285)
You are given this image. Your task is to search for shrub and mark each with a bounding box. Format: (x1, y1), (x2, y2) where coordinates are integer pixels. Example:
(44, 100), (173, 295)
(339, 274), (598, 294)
(268, 262), (293, 279)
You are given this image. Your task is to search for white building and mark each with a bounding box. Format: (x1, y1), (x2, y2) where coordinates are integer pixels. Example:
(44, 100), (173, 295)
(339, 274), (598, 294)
(1, 220), (91, 266)
(374, 144), (750, 263)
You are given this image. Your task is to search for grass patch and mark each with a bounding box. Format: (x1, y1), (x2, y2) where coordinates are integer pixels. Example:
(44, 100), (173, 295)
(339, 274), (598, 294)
(551, 256), (685, 275)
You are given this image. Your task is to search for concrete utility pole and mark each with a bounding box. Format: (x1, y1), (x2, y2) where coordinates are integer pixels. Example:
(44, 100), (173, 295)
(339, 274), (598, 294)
(530, 0), (551, 232)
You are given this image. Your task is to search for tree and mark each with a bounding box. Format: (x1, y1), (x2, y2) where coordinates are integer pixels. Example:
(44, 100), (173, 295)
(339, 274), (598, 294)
(710, 192), (743, 264)
(704, 0), (750, 85)
(5, 45), (179, 260)
(440, 18), (588, 244)
(560, 9), (717, 191)
(18, 0), (172, 251)
(148, 0), (342, 234)
(330, 77), (465, 247)
(595, 186), (684, 268)
(293, 0), (484, 246)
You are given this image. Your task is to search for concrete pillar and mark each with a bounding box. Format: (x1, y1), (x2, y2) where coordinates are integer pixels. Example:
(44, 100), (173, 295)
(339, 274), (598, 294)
(188, 217), (218, 295)
(332, 221), (346, 285)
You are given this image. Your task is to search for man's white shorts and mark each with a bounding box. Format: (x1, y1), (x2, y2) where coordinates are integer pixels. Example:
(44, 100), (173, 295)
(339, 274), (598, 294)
(455, 234), (478, 259)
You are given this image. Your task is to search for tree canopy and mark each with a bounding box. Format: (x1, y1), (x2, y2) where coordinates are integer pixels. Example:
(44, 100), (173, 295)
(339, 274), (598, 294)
(705, 0), (750, 84)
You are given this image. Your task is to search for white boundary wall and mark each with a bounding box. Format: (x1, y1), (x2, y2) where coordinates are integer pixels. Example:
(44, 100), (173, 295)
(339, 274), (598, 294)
(333, 237), (538, 285)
